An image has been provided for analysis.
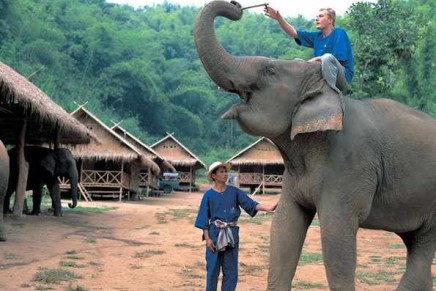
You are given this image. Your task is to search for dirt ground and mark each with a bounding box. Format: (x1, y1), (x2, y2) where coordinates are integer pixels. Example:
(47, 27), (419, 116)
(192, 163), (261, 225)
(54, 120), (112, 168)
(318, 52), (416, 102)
(0, 187), (434, 291)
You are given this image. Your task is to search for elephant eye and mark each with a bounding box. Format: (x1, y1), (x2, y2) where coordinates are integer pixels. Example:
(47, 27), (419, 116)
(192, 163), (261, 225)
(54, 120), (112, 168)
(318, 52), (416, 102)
(265, 66), (276, 76)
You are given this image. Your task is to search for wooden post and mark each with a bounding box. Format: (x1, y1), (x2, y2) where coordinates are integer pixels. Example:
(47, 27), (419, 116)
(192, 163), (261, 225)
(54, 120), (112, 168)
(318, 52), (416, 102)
(119, 161), (124, 202)
(13, 117), (28, 216)
(262, 165), (265, 194)
(189, 167), (193, 193)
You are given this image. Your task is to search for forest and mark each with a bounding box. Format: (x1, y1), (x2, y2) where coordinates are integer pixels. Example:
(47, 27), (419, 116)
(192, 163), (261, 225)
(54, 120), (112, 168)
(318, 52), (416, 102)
(0, 0), (434, 165)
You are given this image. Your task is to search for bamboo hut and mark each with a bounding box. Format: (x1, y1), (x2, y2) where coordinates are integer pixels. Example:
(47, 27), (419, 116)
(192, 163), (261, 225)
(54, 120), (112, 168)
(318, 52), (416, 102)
(111, 124), (176, 195)
(227, 137), (284, 194)
(0, 61), (96, 214)
(69, 106), (159, 200)
(151, 133), (206, 191)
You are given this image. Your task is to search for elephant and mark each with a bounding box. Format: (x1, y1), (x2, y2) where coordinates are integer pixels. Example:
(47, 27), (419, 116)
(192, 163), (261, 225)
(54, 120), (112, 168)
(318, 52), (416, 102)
(0, 140), (9, 241)
(4, 146), (79, 217)
(194, 1), (436, 291)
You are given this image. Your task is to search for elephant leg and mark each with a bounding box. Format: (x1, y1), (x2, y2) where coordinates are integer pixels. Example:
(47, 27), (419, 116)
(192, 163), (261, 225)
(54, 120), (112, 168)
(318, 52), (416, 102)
(396, 228), (435, 291)
(3, 190), (13, 214)
(267, 171), (315, 291)
(30, 182), (44, 215)
(48, 181), (62, 217)
(318, 198), (359, 291)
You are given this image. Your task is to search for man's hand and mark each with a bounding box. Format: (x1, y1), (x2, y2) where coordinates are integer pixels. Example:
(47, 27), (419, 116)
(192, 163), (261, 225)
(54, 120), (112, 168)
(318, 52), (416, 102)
(308, 56), (322, 63)
(264, 6), (281, 20)
(206, 238), (215, 252)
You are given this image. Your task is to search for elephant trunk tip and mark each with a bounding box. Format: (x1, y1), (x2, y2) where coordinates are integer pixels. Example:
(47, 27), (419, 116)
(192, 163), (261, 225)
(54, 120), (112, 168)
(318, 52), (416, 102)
(68, 201), (77, 209)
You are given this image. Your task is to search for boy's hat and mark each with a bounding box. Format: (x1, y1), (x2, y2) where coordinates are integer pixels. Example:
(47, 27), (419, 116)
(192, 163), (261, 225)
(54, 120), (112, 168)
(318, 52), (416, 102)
(207, 161), (232, 181)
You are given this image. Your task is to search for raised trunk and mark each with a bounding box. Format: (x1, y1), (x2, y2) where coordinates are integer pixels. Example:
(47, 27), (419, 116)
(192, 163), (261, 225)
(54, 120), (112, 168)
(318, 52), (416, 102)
(194, 1), (258, 92)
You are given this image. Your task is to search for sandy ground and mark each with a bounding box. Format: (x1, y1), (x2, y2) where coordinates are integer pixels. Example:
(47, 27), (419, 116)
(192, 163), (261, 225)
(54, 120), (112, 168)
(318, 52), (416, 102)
(0, 188), (434, 291)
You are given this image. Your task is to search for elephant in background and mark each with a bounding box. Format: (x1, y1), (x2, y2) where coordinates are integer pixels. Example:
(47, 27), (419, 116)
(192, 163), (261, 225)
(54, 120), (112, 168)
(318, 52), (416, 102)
(194, 1), (435, 290)
(0, 140), (9, 241)
(4, 146), (78, 217)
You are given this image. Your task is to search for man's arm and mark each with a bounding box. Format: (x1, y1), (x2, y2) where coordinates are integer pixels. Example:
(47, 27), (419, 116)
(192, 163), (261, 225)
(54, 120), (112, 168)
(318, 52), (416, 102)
(265, 6), (298, 39)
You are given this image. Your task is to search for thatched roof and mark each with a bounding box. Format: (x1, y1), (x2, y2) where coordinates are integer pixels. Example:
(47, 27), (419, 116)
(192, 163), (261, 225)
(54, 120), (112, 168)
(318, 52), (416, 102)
(227, 137), (284, 166)
(0, 62), (97, 145)
(151, 133), (206, 170)
(111, 124), (176, 173)
(70, 106), (159, 175)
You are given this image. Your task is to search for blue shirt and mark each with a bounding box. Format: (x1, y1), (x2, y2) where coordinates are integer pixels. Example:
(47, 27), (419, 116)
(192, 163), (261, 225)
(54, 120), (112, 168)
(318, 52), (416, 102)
(194, 185), (259, 244)
(296, 27), (354, 83)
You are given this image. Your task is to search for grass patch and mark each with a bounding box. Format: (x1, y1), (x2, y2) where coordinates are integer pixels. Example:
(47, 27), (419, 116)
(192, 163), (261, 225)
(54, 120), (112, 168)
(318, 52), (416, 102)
(299, 251), (323, 265)
(368, 255), (382, 264)
(178, 267), (203, 279)
(85, 237), (97, 244)
(60, 261), (86, 268)
(239, 262), (264, 274)
(3, 253), (19, 260)
(356, 271), (397, 285)
(32, 267), (82, 284)
(239, 212), (273, 225)
(66, 284), (87, 291)
(175, 242), (196, 248)
(310, 218), (320, 227)
(65, 205), (118, 214)
(388, 243), (404, 249)
(292, 280), (326, 289)
(133, 249), (165, 258)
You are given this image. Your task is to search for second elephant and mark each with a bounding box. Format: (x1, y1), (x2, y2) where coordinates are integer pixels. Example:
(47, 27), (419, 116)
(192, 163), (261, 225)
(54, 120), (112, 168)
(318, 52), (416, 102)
(4, 146), (78, 216)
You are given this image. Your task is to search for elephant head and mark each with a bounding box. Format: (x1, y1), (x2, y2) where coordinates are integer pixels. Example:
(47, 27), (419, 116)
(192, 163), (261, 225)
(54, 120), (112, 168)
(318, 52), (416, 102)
(194, 0), (343, 140)
(39, 148), (78, 209)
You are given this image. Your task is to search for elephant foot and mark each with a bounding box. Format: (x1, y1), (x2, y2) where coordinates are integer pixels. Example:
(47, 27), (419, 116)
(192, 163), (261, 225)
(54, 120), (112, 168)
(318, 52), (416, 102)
(0, 228), (7, 241)
(29, 210), (42, 216)
(3, 208), (13, 215)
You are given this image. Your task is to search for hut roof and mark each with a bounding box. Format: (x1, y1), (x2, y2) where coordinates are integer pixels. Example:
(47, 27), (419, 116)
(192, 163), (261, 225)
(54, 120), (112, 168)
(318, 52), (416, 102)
(227, 137), (284, 166)
(111, 124), (176, 173)
(70, 106), (159, 174)
(0, 62), (97, 145)
(151, 132), (206, 170)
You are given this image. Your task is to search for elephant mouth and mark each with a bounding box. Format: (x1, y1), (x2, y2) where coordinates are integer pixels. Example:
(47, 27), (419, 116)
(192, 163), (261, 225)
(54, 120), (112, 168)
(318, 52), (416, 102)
(239, 91), (252, 103)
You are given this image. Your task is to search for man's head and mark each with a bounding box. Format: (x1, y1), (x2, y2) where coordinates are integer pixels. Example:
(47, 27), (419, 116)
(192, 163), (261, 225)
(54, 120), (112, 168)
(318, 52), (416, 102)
(207, 161), (231, 182)
(316, 8), (336, 31)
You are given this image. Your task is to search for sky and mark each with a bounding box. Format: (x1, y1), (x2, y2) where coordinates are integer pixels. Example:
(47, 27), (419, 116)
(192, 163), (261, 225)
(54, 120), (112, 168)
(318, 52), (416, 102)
(107, 0), (374, 19)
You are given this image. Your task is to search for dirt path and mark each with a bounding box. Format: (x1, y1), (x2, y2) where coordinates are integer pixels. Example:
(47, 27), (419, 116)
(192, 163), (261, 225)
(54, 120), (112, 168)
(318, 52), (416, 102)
(0, 190), (433, 290)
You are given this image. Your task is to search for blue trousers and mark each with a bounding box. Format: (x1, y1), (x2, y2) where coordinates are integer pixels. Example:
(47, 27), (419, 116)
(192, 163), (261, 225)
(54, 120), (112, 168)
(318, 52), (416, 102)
(205, 245), (239, 291)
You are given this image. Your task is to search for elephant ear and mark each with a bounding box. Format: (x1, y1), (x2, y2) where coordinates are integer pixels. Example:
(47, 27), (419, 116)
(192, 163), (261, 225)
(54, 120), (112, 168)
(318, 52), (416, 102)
(291, 89), (343, 140)
(39, 155), (56, 178)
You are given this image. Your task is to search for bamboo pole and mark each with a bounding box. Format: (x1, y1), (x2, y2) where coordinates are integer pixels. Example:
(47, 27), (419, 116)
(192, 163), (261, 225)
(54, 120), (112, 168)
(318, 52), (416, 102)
(119, 162), (124, 202)
(13, 116), (28, 216)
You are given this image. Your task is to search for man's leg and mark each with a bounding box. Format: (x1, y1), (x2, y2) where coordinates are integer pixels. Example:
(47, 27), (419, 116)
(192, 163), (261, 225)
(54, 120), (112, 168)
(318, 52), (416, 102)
(321, 53), (350, 94)
(221, 246), (238, 291)
(206, 249), (221, 291)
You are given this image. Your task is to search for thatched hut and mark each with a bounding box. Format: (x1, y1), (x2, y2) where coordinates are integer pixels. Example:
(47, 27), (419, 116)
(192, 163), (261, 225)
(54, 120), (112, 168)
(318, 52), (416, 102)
(111, 124), (176, 193)
(70, 106), (159, 200)
(0, 62), (96, 146)
(151, 133), (206, 191)
(0, 61), (96, 215)
(227, 137), (284, 194)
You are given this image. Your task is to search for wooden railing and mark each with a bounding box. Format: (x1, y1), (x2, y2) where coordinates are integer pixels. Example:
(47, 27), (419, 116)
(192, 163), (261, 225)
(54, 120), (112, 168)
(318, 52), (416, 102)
(138, 172), (158, 188)
(58, 177), (70, 189)
(178, 172), (192, 183)
(237, 173), (282, 186)
(81, 170), (123, 187)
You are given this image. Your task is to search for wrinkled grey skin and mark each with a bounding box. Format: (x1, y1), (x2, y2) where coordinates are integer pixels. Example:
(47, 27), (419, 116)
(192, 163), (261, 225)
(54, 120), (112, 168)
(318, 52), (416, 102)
(0, 140), (9, 241)
(4, 146), (78, 217)
(194, 1), (436, 290)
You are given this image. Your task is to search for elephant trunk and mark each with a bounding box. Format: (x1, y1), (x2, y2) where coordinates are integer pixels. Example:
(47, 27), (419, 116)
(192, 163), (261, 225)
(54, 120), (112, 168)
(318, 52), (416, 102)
(68, 168), (78, 209)
(194, 1), (259, 92)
